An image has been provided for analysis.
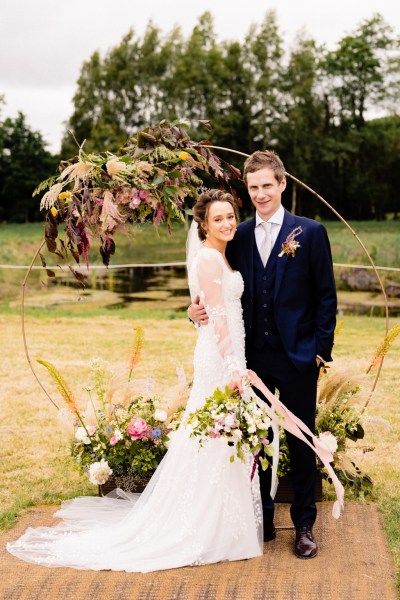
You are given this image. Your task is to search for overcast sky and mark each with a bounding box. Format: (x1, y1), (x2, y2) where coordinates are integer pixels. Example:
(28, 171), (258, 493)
(1, 0), (399, 153)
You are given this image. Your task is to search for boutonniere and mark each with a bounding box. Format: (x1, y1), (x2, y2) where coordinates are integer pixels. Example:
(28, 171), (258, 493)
(278, 226), (303, 258)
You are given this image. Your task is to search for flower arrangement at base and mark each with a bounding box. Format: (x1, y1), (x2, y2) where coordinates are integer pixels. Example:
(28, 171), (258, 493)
(186, 386), (274, 474)
(38, 327), (187, 488)
(277, 369), (373, 497)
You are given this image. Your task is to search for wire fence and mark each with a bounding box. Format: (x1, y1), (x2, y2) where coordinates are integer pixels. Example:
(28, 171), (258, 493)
(0, 262), (400, 272)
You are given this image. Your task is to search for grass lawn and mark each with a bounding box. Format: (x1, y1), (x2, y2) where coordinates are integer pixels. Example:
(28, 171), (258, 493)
(0, 312), (399, 589)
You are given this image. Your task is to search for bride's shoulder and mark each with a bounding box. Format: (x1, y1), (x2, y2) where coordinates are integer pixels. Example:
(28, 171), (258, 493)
(196, 246), (224, 262)
(192, 246), (225, 274)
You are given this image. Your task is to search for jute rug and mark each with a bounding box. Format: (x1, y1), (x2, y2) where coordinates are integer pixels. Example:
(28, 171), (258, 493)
(0, 502), (397, 600)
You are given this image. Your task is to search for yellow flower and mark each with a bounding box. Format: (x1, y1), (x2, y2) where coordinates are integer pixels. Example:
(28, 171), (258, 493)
(58, 191), (72, 202)
(179, 151), (189, 161)
(50, 207), (58, 217)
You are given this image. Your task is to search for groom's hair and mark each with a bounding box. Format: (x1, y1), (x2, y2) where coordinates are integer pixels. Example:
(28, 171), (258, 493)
(194, 189), (239, 241)
(243, 150), (286, 184)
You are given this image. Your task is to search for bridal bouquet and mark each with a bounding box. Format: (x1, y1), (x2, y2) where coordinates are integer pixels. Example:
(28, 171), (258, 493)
(186, 386), (274, 470)
(38, 327), (187, 487)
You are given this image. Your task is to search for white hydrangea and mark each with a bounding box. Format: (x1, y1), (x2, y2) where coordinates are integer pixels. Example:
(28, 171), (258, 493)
(88, 459), (113, 485)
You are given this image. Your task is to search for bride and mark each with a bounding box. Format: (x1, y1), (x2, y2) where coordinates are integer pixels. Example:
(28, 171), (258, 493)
(7, 190), (343, 572)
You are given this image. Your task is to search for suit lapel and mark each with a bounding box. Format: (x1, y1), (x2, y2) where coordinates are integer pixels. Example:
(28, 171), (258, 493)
(274, 209), (297, 300)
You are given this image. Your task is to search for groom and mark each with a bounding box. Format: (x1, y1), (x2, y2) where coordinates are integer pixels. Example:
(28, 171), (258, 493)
(189, 150), (337, 559)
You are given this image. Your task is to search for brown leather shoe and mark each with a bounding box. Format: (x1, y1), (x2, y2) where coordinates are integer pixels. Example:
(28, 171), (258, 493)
(264, 523), (277, 542)
(295, 526), (318, 559)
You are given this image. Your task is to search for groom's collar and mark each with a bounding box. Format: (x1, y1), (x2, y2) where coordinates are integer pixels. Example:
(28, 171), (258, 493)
(255, 205), (284, 228)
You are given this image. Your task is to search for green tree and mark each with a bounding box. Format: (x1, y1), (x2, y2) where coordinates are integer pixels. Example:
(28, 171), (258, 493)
(61, 23), (182, 156)
(276, 36), (326, 217)
(323, 14), (397, 129)
(243, 10), (285, 149)
(0, 111), (57, 222)
(169, 12), (224, 125)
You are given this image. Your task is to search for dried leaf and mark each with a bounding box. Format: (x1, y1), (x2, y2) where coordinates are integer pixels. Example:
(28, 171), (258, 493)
(37, 359), (79, 415)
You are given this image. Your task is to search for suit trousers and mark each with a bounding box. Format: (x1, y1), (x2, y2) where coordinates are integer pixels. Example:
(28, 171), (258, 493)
(247, 344), (320, 528)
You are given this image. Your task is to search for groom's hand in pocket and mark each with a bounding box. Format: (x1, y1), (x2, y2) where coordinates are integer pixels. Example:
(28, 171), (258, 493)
(188, 295), (209, 326)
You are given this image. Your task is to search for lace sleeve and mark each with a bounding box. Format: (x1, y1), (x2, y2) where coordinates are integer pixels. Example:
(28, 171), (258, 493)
(197, 250), (244, 380)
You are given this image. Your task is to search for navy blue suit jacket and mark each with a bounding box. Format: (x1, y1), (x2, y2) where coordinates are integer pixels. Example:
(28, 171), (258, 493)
(226, 209), (337, 372)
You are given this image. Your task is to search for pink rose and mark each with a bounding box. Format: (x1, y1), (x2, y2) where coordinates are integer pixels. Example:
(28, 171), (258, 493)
(109, 435), (118, 446)
(139, 189), (150, 199)
(127, 418), (148, 440)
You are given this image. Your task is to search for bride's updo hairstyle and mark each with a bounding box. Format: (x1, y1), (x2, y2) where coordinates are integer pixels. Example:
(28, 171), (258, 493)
(193, 189), (239, 241)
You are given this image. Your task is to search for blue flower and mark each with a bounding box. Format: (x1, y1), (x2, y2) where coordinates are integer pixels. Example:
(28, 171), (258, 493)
(152, 428), (162, 438)
(106, 426), (113, 434)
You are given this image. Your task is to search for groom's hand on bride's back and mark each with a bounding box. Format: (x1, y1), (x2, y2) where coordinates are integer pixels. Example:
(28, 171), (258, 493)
(188, 295), (209, 325)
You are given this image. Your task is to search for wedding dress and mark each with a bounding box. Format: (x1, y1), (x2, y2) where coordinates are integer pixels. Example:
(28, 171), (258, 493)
(7, 247), (264, 572)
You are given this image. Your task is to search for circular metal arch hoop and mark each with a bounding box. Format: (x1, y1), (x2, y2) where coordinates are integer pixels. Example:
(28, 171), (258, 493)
(21, 145), (390, 412)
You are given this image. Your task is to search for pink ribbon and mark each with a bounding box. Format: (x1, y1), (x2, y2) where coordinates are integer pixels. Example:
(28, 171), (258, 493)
(244, 371), (344, 519)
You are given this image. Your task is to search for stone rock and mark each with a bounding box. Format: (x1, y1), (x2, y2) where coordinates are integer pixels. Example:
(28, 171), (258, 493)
(385, 282), (400, 298)
(340, 268), (380, 292)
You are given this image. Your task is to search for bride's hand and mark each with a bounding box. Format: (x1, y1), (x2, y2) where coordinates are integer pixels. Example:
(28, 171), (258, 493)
(228, 369), (258, 395)
(228, 376), (244, 395)
(188, 295), (209, 325)
(231, 370), (259, 394)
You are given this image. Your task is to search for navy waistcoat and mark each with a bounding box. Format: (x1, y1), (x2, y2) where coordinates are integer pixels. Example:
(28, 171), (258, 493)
(251, 234), (283, 350)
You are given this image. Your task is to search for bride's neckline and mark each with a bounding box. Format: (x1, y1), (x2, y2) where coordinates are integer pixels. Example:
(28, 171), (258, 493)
(200, 245), (236, 274)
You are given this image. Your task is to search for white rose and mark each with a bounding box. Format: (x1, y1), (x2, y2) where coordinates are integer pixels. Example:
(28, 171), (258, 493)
(75, 426), (90, 445)
(154, 409), (168, 422)
(318, 431), (338, 453)
(88, 459), (113, 485)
